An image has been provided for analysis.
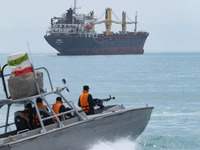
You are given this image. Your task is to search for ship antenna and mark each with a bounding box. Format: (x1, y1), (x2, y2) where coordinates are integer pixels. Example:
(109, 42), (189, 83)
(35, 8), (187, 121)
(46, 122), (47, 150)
(135, 11), (138, 33)
(74, 0), (77, 14)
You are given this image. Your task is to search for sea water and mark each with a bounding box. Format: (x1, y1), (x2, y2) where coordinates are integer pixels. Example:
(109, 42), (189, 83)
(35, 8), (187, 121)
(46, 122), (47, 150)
(0, 52), (200, 150)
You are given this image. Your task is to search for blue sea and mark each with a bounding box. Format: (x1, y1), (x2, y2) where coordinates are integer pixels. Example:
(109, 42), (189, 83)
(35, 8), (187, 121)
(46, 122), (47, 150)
(0, 52), (200, 150)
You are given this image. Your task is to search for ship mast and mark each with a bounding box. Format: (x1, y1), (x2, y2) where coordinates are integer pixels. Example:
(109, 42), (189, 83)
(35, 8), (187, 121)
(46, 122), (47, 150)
(74, 0), (77, 14)
(122, 11), (126, 35)
(134, 12), (137, 33)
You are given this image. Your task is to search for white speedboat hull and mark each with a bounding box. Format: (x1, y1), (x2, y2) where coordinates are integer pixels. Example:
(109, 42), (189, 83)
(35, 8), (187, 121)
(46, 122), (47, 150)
(0, 106), (153, 150)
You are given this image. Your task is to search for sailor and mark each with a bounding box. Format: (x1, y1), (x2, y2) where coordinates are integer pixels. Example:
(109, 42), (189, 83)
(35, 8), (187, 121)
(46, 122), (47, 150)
(52, 97), (72, 121)
(78, 85), (95, 115)
(36, 97), (48, 111)
(15, 103), (34, 131)
(32, 97), (49, 128)
(22, 103), (33, 118)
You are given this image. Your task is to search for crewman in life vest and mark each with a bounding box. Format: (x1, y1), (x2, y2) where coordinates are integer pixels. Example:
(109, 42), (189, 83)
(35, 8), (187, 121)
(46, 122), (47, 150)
(32, 97), (48, 128)
(36, 97), (48, 111)
(78, 85), (95, 115)
(14, 103), (34, 131)
(22, 103), (33, 118)
(52, 97), (72, 121)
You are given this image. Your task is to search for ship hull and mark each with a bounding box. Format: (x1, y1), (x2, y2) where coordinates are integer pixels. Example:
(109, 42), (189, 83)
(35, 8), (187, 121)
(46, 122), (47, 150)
(44, 33), (148, 55)
(0, 107), (153, 150)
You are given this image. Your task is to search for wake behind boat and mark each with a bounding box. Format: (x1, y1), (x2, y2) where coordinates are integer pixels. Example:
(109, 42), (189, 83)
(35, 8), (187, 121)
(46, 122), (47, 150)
(0, 52), (153, 150)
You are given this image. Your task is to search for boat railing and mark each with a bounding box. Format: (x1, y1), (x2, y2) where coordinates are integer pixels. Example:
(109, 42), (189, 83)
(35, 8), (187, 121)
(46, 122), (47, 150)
(0, 65), (88, 135)
(35, 67), (54, 91)
(1, 65), (54, 99)
(0, 88), (87, 135)
(33, 89), (87, 133)
(0, 122), (15, 131)
(48, 28), (98, 38)
(27, 88), (88, 133)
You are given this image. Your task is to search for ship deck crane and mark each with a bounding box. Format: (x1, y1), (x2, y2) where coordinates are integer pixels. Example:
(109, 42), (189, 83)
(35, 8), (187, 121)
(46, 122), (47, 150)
(91, 8), (137, 35)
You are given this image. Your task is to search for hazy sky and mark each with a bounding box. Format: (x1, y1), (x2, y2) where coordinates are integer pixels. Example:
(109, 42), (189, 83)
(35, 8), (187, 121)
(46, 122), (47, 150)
(0, 0), (200, 54)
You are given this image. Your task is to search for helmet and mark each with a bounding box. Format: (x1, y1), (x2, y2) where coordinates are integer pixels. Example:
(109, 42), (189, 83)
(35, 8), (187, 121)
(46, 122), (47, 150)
(83, 85), (90, 90)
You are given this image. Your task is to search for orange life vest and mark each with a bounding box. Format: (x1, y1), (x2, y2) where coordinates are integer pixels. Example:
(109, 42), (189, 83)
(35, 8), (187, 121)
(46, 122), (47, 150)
(33, 102), (47, 127)
(37, 102), (47, 110)
(52, 101), (62, 115)
(52, 101), (64, 121)
(80, 90), (90, 112)
(33, 112), (40, 127)
(22, 107), (30, 118)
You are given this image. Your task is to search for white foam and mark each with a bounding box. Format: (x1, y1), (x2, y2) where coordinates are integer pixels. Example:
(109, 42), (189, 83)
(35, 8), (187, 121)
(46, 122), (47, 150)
(88, 137), (140, 150)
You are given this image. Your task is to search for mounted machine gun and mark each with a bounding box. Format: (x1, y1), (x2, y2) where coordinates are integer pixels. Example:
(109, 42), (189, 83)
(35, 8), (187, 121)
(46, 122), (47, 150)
(94, 95), (115, 108)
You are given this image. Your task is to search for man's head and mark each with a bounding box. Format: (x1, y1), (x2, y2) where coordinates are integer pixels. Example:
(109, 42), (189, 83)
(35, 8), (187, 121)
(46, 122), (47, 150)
(26, 103), (32, 109)
(36, 97), (42, 103)
(56, 97), (62, 103)
(83, 85), (90, 91)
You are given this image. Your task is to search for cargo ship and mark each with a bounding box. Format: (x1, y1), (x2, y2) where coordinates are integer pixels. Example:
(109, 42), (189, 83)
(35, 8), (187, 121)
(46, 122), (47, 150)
(44, 0), (149, 55)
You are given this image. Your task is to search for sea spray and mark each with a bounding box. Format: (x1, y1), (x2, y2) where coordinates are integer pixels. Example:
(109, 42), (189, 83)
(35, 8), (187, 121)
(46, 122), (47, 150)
(88, 137), (140, 150)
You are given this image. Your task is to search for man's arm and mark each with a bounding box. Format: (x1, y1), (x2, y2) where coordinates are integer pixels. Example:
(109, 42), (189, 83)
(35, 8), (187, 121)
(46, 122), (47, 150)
(59, 105), (66, 113)
(59, 105), (72, 118)
(88, 94), (95, 107)
(78, 97), (81, 107)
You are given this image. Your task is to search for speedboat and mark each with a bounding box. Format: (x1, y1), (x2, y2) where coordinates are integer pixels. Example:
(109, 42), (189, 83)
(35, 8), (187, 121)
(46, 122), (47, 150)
(0, 52), (153, 150)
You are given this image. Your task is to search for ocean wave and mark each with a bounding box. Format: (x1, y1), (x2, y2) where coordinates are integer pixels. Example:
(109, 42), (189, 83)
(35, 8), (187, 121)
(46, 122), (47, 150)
(88, 137), (140, 150)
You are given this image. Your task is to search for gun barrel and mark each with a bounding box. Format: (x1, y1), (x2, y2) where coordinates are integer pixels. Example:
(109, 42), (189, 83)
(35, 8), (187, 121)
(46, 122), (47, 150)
(94, 97), (115, 102)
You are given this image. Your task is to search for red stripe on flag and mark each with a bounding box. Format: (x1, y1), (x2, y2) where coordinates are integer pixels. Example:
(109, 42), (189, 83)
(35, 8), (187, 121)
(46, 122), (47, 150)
(14, 67), (33, 76)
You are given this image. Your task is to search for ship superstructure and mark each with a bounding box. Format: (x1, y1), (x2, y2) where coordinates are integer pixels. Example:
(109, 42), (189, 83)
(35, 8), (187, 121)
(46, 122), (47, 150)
(48, 7), (97, 38)
(44, 0), (149, 55)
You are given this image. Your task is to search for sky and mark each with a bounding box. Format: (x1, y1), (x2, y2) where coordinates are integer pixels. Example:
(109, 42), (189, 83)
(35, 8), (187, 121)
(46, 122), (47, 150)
(0, 0), (200, 54)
